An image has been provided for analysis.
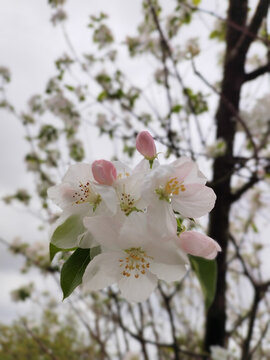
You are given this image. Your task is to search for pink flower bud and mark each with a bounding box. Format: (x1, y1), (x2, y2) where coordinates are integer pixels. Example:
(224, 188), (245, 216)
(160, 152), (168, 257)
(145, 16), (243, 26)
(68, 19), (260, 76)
(177, 231), (221, 260)
(92, 160), (117, 186)
(136, 131), (157, 159)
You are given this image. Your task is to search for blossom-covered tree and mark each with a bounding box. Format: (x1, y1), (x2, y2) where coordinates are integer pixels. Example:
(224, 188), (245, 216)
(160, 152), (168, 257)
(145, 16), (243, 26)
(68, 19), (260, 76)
(1, 0), (270, 359)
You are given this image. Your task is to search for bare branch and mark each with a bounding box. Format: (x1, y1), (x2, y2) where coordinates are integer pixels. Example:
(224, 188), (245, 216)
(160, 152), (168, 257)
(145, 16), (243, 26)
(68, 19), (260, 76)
(244, 62), (270, 82)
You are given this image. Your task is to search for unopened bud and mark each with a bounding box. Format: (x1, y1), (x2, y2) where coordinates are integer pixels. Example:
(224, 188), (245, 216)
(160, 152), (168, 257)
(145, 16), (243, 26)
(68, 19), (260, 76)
(92, 160), (117, 186)
(136, 131), (157, 160)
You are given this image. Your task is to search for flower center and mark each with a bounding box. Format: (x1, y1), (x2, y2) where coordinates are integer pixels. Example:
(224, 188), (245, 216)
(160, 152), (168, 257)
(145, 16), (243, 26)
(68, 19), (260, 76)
(73, 182), (101, 211)
(155, 177), (185, 202)
(119, 247), (152, 278)
(119, 186), (143, 216)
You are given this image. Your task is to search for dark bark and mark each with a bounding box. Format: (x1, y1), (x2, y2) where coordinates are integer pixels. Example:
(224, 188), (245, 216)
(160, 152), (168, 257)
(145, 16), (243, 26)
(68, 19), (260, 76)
(204, 0), (249, 351)
(204, 0), (269, 351)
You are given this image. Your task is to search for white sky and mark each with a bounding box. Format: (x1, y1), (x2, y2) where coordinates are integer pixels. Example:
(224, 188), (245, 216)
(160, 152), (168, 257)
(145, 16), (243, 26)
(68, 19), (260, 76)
(0, 0), (143, 323)
(0, 0), (269, 325)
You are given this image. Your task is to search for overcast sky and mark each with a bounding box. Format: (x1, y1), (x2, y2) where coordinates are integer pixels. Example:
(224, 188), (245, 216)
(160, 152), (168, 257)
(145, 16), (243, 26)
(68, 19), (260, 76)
(0, 0), (269, 324)
(0, 0), (144, 323)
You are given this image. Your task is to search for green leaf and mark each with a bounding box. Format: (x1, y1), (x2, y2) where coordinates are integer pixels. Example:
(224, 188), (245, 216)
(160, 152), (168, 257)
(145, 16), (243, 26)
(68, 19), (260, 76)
(49, 243), (77, 262)
(51, 215), (85, 249)
(60, 248), (91, 300)
(189, 255), (217, 310)
(97, 91), (107, 102)
(192, 0), (201, 5)
(171, 104), (183, 113)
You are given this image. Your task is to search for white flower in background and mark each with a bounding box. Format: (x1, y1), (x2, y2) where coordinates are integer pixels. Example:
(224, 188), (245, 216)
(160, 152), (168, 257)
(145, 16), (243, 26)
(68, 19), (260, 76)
(0, 66), (11, 82)
(95, 113), (109, 129)
(83, 212), (188, 302)
(11, 283), (34, 302)
(51, 9), (67, 26)
(122, 352), (142, 360)
(25, 241), (49, 260)
(210, 345), (235, 360)
(45, 93), (80, 127)
(239, 94), (270, 136)
(206, 138), (226, 158)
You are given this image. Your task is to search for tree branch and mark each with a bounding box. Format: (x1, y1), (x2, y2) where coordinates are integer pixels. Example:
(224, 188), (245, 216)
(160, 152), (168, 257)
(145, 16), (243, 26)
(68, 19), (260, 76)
(233, 0), (270, 59)
(230, 174), (260, 203)
(244, 62), (270, 82)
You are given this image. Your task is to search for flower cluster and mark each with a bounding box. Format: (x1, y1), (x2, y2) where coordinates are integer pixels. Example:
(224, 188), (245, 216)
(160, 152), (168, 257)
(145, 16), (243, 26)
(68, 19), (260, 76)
(48, 131), (220, 302)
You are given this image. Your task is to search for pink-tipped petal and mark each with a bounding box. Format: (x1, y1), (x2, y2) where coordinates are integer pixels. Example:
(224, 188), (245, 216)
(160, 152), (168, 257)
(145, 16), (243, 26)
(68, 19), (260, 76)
(136, 131), (157, 159)
(92, 160), (117, 186)
(177, 231), (221, 260)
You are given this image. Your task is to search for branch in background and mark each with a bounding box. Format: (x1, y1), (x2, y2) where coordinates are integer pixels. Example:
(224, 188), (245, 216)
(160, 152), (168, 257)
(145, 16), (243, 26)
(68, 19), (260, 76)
(230, 175), (260, 203)
(232, 0), (270, 59)
(244, 62), (270, 82)
(191, 60), (259, 161)
(182, 2), (270, 47)
(21, 319), (59, 360)
(147, 0), (206, 153)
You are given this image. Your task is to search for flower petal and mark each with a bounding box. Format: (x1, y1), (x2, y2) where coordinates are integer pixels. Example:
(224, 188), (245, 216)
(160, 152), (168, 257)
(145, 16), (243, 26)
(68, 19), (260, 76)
(146, 201), (177, 241)
(133, 158), (159, 174)
(150, 262), (187, 282)
(83, 212), (125, 249)
(177, 231), (221, 259)
(118, 271), (157, 302)
(82, 252), (121, 292)
(119, 212), (148, 248)
(78, 230), (98, 249)
(47, 183), (76, 209)
(63, 163), (93, 185)
(172, 184), (216, 218)
(172, 158), (207, 185)
(112, 161), (132, 179)
(92, 183), (118, 215)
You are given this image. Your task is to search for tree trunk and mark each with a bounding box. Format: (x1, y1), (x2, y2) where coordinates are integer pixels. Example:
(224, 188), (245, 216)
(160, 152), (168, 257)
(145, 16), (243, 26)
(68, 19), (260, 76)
(204, 0), (248, 351)
(204, 0), (269, 351)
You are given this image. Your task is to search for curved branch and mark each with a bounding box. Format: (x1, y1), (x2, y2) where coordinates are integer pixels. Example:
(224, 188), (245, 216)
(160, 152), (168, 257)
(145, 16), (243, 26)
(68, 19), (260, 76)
(244, 62), (270, 82)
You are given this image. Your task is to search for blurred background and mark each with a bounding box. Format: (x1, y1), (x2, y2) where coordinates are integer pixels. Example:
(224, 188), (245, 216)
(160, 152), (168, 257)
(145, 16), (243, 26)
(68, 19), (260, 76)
(1, 0), (270, 359)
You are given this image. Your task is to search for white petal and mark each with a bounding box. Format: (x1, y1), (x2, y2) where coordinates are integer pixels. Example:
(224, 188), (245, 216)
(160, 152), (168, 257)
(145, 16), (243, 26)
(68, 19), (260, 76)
(133, 158), (159, 174)
(172, 184), (216, 218)
(150, 262), (187, 282)
(146, 201), (177, 241)
(119, 212), (148, 248)
(63, 163), (93, 185)
(147, 241), (189, 282)
(47, 183), (76, 209)
(78, 230), (98, 249)
(92, 183), (118, 214)
(115, 172), (144, 202)
(83, 213), (125, 249)
(112, 161), (132, 178)
(118, 271), (157, 302)
(82, 252), (121, 292)
(145, 240), (189, 265)
(172, 158), (207, 185)
(141, 164), (173, 203)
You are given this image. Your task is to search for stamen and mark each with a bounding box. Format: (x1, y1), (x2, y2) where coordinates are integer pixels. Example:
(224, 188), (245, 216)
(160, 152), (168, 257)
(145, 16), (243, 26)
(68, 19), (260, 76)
(119, 248), (153, 279)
